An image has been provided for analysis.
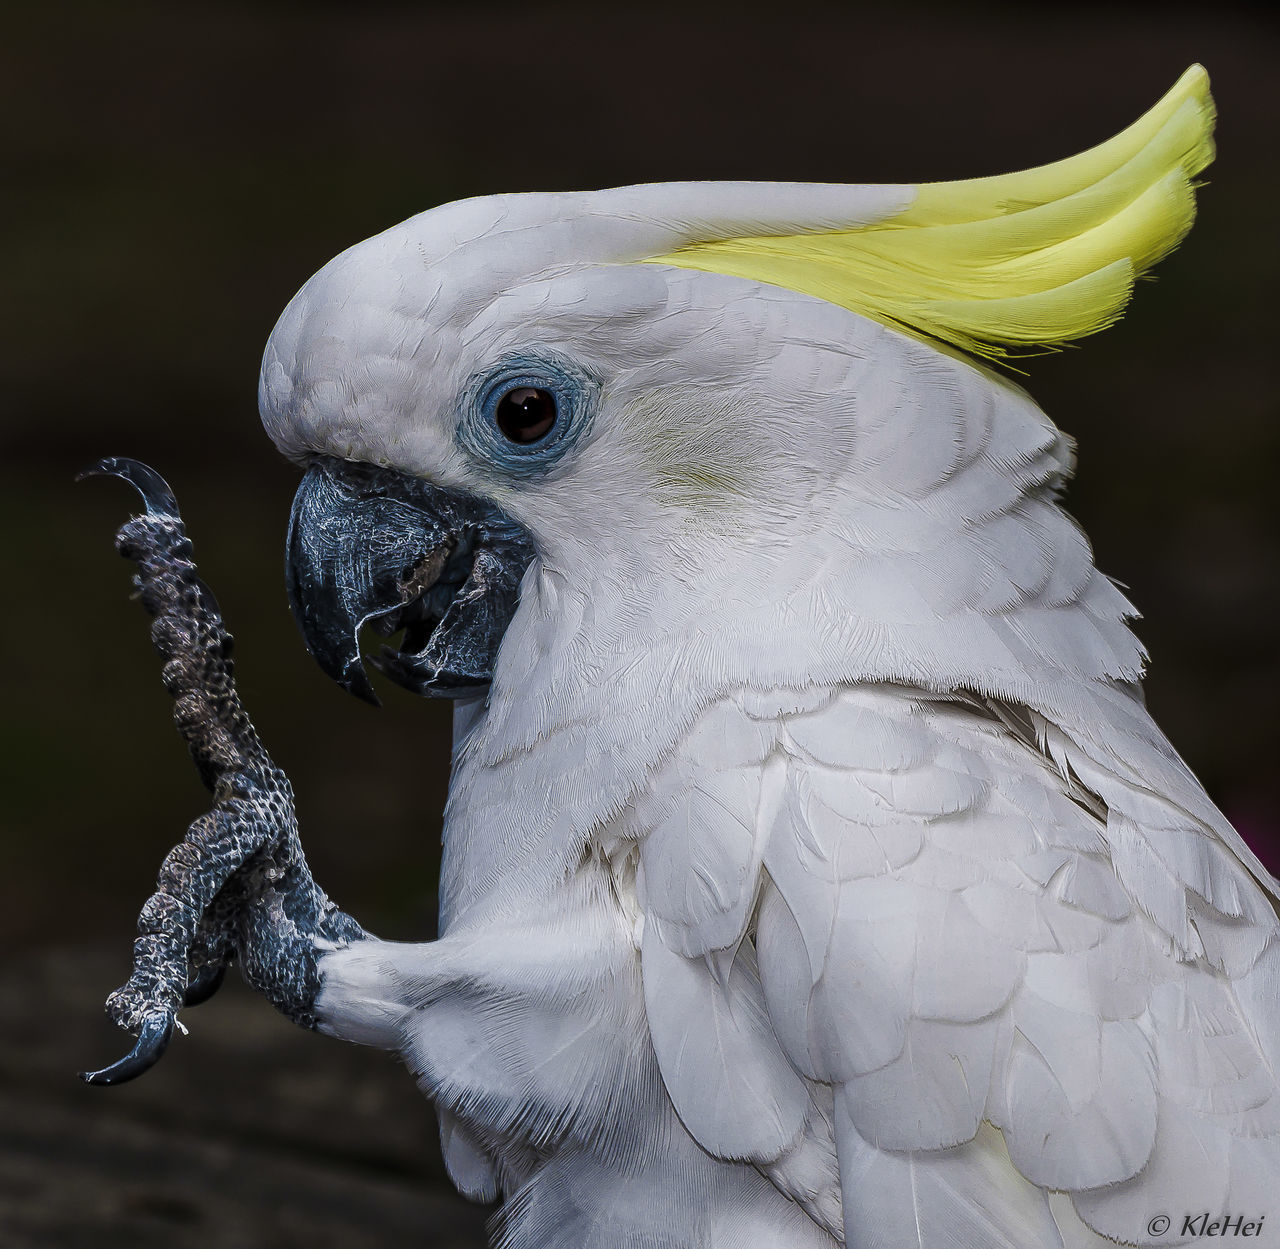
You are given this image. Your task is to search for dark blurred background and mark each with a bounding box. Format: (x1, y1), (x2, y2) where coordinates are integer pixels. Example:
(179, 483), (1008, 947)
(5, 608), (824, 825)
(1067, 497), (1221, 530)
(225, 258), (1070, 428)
(2, 3), (1277, 1246)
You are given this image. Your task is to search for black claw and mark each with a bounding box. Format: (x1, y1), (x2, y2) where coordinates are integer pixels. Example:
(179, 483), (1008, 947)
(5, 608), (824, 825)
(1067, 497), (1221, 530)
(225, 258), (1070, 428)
(79, 1014), (175, 1087)
(83, 455), (371, 1084)
(183, 962), (227, 1007)
(77, 457), (180, 518)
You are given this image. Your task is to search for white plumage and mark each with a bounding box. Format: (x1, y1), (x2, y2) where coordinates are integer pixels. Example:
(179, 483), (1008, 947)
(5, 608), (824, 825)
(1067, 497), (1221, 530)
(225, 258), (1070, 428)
(259, 67), (1280, 1248)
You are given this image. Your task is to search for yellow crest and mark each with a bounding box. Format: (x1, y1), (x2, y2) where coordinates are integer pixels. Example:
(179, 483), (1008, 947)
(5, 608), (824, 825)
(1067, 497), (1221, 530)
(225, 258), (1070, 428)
(645, 66), (1214, 360)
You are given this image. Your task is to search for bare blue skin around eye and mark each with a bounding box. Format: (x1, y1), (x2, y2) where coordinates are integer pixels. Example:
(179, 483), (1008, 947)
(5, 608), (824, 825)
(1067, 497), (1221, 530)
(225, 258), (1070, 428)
(457, 352), (601, 478)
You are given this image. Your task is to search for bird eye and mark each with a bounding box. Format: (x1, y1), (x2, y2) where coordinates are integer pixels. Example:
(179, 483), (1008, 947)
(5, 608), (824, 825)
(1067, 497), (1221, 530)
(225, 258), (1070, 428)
(495, 386), (557, 444)
(463, 353), (599, 477)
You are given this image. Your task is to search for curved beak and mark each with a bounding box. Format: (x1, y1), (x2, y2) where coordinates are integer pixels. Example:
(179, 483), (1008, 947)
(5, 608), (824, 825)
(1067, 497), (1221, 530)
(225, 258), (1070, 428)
(285, 458), (535, 704)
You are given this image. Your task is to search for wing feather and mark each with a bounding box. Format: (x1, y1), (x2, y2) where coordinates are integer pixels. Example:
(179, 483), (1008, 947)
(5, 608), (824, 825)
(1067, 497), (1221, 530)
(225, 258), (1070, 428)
(628, 682), (1280, 1246)
(835, 1115), (1064, 1249)
(640, 916), (809, 1161)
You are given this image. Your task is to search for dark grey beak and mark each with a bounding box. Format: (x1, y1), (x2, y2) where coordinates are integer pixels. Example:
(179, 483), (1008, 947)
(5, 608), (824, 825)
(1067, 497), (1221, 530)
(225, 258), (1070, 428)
(286, 457), (535, 704)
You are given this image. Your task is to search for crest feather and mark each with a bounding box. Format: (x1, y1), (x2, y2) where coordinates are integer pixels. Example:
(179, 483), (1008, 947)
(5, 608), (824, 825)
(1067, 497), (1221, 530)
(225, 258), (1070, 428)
(644, 66), (1214, 360)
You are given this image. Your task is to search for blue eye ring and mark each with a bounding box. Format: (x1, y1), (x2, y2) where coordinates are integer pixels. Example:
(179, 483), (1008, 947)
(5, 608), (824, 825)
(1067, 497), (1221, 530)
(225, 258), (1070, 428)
(459, 353), (599, 478)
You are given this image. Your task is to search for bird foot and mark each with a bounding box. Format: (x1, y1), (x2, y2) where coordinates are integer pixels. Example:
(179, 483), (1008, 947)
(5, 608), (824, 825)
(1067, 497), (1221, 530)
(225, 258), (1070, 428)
(78, 458), (365, 1085)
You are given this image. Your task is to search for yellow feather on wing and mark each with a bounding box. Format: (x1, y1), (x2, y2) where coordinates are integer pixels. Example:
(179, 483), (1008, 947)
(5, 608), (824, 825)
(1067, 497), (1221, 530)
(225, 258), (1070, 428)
(644, 65), (1215, 359)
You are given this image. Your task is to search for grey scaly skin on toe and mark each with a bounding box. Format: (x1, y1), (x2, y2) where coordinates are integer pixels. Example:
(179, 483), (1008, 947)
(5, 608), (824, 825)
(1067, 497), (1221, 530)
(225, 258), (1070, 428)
(78, 457), (367, 1086)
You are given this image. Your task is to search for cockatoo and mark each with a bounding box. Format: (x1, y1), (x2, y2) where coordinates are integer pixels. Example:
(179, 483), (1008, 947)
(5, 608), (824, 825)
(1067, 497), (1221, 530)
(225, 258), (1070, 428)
(84, 65), (1280, 1249)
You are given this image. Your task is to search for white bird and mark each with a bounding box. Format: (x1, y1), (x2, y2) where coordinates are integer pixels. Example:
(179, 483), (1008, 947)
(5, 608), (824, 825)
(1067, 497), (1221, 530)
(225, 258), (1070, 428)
(88, 64), (1280, 1248)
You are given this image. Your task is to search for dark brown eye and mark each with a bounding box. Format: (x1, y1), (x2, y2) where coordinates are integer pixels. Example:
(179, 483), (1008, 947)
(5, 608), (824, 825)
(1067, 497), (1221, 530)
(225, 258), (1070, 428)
(495, 386), (557, 444)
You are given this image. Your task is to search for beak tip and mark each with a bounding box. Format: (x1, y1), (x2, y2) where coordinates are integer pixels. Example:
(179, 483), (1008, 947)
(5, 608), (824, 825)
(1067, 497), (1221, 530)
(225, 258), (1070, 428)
(340, 662), (382, 707)
(349, 683), (382, 709)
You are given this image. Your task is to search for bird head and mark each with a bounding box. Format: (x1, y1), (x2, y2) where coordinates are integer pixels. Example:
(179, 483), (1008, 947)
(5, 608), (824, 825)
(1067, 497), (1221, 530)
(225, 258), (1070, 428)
(261, 67), (1213, 736)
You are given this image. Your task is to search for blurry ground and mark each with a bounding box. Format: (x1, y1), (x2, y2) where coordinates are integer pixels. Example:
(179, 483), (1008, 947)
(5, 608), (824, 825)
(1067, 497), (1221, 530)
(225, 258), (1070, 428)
(2, 2), (1278, 1246)
(0, 949), (489, 1249)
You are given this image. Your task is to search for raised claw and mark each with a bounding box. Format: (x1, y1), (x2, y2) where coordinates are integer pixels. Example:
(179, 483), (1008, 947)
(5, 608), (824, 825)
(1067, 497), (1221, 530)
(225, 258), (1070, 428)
(182, 961), (227, 1007)
(80, 458), (369, 1087)
(79, 1013), (175, 1086)
(77, 456), (180, 517)
(78, 461), (255, 1084)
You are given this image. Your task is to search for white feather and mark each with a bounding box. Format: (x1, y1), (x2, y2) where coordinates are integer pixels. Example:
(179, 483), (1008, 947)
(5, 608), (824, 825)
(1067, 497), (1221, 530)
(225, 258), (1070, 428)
(641, 918), (809, 1162)
(266, 173), (1280, 1246)
(835, 1113), (1064, 1249)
